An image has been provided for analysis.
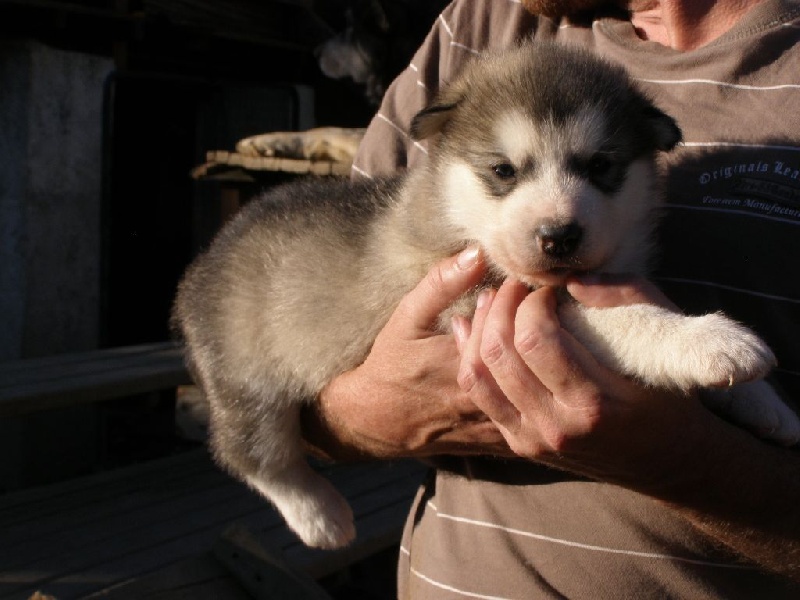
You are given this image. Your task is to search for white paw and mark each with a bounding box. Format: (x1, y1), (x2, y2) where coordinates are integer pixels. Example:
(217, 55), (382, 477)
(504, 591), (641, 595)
(703, 381), (800, 446)
(246, 467), (355, 549)
(282, 477), (356, 549)
(678, 313), (776, 389)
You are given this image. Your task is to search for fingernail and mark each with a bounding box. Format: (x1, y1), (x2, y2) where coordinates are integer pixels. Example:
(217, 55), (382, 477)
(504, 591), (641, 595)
(476, 288), (493, 310)
(451, 316), (466, 349)
(456, 246), (480, 270)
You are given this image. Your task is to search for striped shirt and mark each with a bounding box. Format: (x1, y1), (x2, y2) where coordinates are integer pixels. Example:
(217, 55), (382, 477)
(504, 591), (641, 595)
(352, 0), (800, 597)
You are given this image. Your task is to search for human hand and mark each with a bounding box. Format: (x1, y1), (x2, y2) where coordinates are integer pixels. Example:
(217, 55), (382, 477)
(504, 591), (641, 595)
(305, 247), (513, 460)
(568, 274), (800, 446)
(456, 280), (800, 580)
(453, 277), (713, 490)
(565, 272), (678, 310)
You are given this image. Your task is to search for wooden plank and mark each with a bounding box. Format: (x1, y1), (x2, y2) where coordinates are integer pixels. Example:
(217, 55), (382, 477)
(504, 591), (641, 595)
(214, 526), (331, 600)
(0, 453), (425, 600)
(0, 456), (417, 541)
(8, 483), (415, 599)
(0, 484), (268, 599)
(0, 449), (210, 518)
(0, 458), (250, 563)
(0, 343), (191, 416)
(197, 151), (352, 177)
(83, 553), (252, 600)
(0, 458), (229, 560)
(0, 342), (180, 380)
(91, 468), (421, 600)
(0, 344), (188, 390)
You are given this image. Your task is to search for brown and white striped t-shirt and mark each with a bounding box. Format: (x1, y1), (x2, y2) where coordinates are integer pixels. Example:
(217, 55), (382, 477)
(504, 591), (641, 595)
(352, 0), (800, 597)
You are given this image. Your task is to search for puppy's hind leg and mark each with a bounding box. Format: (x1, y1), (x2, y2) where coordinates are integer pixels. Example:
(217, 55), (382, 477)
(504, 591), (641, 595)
(212, 398), (355, 549)
(245, 459), (356, 549)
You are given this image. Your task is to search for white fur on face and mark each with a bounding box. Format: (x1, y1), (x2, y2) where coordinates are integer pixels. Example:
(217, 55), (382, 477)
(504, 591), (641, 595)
(494, 107), (606, 166)
(443, 161), (495, 241)
(443, 107), (659, 285)
(495, 110), (542, 167)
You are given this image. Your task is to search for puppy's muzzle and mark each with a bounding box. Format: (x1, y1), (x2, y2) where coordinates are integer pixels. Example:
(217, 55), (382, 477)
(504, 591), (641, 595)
(536, 222), (583, 257)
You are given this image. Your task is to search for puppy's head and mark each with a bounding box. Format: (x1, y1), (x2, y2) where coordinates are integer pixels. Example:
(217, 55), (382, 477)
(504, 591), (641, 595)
(411, 42), (681, 286)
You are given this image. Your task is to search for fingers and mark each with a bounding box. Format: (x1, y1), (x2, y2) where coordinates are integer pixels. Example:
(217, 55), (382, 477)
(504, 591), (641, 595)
(457, 280), (607, 440)
(512, 286), (606, 405)
(450, 314), (471, 354)
(392, 246), (487, 334)
(566, 273), (677, 311)
(458, 280), (570, 433)
(457, 287), (522, 430)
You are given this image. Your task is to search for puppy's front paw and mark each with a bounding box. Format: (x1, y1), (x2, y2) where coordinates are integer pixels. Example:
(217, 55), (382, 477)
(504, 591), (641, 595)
(682, 313), (776, 388)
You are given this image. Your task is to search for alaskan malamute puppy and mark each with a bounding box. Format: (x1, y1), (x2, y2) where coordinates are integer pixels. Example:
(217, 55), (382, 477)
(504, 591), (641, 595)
(174, 42), (798, 549)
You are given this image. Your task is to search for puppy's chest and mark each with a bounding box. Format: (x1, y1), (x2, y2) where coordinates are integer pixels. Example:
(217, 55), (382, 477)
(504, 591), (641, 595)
(436, 289), (482, 332)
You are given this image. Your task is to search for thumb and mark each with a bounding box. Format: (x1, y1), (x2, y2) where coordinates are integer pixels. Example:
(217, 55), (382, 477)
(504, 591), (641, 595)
(392, 246), (487, 334)
(566, 273), (677, 310)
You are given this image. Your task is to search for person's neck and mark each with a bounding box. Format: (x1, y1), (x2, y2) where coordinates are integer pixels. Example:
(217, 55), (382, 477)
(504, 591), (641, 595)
(628, 0), (766, 50)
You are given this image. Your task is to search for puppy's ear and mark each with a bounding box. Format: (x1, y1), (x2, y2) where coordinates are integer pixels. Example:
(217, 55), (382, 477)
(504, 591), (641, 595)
(410, 102), (459, 140)
(409, 79), (468, 140)
(643, 105), (682, 151)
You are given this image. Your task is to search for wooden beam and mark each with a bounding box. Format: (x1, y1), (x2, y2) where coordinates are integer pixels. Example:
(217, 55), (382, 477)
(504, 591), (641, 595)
(0, 342), (191, 417)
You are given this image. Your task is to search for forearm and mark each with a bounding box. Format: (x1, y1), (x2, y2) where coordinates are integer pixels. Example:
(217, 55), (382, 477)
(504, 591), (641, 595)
(300, 370), (395, 462)
(302, 360), (512, 463)
(300, 399), (364, 463)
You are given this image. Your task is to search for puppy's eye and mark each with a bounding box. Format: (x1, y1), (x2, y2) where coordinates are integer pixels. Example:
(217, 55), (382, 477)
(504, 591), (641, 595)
(492, 163), (516, 180)
(572, 153), (626, 193)
(587, 154), (612, 178)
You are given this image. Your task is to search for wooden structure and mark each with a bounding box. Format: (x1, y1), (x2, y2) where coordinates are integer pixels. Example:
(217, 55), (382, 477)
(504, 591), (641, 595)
(0, 3), (432, 596)
(0, 343), (424, 599)
(191, 127), (364, 226)
(0, 114), (411, 600)
(193, 149), (353, 179)
(0, 447), (423, 599)
(0, 343), (189, 418)
(192, 127), (365, 180)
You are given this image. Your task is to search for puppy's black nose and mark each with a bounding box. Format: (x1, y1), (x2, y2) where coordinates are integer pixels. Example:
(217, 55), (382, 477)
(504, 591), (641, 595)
(537, 222), (583, 257)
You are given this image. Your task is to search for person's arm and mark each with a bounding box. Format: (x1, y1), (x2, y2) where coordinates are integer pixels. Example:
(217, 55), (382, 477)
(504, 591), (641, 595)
(453, 276), (800, 581)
